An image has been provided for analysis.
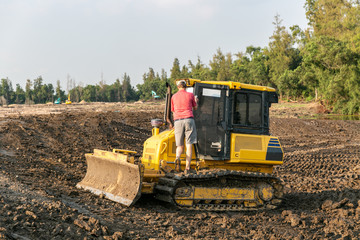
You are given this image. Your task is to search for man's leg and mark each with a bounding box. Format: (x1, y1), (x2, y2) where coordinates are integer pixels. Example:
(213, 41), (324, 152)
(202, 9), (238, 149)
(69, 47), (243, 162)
(184, 118), (197, 171)
(174, 120), (185, 171)
(185, 143), (192, 170)
(175, 145), (183, 172)
(176, 145), (184, 159)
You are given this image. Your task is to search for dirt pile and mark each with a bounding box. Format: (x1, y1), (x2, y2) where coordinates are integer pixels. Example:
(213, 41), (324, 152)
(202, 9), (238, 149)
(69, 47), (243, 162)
(0, 102), (359, 239)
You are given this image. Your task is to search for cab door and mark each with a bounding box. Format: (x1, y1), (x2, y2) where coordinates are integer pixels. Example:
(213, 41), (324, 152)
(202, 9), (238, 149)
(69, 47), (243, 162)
(193, 83), (230, 160)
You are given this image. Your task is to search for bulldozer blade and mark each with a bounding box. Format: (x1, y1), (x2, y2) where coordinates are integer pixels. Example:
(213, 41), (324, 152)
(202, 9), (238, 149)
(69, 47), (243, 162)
(76, 149), (142, 207)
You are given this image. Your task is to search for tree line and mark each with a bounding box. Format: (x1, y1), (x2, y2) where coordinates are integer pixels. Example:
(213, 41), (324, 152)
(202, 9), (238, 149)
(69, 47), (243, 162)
(1, 0), (359, 114)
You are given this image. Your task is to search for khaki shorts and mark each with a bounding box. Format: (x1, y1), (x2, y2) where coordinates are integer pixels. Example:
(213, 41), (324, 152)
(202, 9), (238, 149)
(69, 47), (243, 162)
(174, 118), (197, 146)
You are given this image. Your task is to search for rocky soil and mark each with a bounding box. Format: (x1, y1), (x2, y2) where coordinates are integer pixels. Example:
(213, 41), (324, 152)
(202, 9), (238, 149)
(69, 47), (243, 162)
(0, 101), (359, 239)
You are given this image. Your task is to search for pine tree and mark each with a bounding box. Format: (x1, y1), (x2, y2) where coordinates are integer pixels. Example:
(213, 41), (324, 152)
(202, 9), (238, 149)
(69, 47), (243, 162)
(209, 48), (233, 81)
(170, 58), (181, 80)
(264, 15), (299, 98)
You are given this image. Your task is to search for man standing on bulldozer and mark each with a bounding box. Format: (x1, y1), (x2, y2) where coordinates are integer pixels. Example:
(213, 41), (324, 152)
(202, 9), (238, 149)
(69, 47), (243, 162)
(171, 80), (198, 174)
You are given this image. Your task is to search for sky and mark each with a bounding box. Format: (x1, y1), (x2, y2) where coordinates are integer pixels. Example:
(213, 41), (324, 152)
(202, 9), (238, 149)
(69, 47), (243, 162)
(0, 0), (308, 91)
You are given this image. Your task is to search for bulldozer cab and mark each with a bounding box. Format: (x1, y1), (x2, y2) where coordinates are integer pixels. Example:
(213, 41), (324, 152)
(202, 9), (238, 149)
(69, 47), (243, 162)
(193, 82), (278, 161)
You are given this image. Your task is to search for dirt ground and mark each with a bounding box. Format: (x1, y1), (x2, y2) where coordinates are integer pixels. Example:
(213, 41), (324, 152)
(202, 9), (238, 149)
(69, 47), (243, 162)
(0, 101), (359, 239)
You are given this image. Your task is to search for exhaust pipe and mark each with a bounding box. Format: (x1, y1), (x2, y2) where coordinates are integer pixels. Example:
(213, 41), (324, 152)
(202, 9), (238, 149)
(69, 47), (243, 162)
(164, 82), (173, 128)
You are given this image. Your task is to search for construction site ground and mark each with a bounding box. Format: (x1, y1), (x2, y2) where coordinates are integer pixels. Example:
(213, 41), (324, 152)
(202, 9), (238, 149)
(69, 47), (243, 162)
(0, 101), (359, 239)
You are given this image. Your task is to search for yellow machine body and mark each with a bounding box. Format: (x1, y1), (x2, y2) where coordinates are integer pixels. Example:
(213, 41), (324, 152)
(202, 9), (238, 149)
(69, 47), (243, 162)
(141, 130), (282, 175)
(138, 126), (284, 210)
(78, 79), (285, 210)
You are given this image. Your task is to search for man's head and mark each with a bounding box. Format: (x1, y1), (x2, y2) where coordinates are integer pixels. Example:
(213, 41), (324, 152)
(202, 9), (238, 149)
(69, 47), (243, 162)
(176, 80), (186, 89)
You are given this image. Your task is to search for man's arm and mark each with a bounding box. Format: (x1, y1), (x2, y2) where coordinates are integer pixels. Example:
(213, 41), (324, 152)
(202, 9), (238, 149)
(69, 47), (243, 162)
(193, 95), (198, 110)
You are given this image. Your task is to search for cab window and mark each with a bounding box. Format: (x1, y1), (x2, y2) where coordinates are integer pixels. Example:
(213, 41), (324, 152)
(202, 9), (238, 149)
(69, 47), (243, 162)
(233, 92), (262, 127)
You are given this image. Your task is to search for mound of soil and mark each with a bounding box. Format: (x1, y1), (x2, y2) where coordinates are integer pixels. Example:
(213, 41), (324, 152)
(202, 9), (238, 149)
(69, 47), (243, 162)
(0, 102), (359, 239)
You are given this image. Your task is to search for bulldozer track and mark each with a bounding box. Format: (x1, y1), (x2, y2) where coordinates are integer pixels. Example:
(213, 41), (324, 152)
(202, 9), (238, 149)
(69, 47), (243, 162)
(154, 169), (284, 211)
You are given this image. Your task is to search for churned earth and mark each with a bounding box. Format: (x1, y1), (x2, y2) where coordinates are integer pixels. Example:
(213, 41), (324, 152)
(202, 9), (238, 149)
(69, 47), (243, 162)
(0, 101), (359, 239)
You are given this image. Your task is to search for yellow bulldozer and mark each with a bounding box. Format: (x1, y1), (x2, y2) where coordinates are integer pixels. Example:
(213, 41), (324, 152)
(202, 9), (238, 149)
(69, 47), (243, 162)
(77, 79), (284, 211)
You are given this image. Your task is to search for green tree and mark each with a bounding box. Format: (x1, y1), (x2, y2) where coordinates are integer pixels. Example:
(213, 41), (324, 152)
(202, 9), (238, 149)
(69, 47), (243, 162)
(188, 57), (210, 80)
(25, 79), (33, 104)
(264, 15), (300, 98)
(14, 84), (25, 104)
(143, 68), (156, 82)
(232, 46), (270, 86)
(231, 52), (250, 83)
(122, 73), (137, 102)
(42, 84), (54, 103)
(113, 78), (123, 102)
(302, 35), (359, 112)
(302, 0), (360, 113)
(306, 0), (353, 38)
(137, 69), (167, 100)
(0, 78), (13, 104)
(170, 58), (181, 80)
(82, 85), (97, 102)
(55, 80), (65, 102)
(209, 48), (233, 81)
(74, 84), (83, 102)
(181, 65), (190, 78)
(160, 69), (168, 81)
(32, 76), (44, 103)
